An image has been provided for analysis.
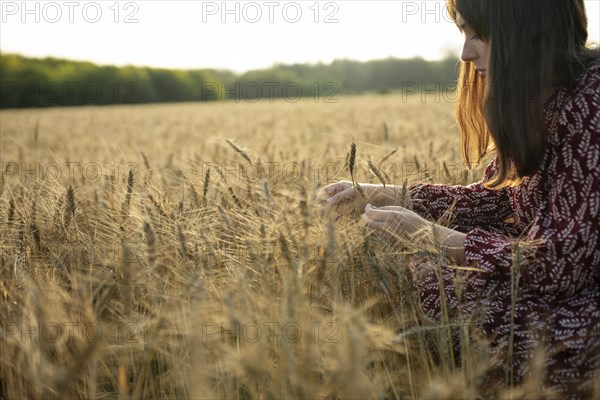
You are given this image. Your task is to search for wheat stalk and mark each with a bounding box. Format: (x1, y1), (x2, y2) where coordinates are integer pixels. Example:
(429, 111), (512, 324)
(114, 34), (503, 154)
(147, 191), (168, 220)
(190, 184), (200, 208)
(126, 170), (134, 205)
(30, 191), (41, 251)
(443, 161), (451, 180)
(226, 139), (253, 165)
(379, 147), (398, 168)
(8, 196), (14, 225)
(178, 225), (190, 261)
(202, 167), (211, 207)
(345, 142), (366, 198)
(143, 220), (156, 268)
(262, 179), (271, 204)
(367, 159), (386, 188)
(64, 185), (76, 227)
(346, 142), (357, 184)
(228, 187), (242, 208)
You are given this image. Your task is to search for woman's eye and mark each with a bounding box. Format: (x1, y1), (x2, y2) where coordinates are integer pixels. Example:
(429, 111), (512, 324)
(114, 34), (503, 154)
(470, 35), (480, 40)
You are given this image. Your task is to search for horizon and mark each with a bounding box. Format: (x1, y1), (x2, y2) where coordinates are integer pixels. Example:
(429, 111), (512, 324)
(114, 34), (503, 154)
(0, 50), (459, 74)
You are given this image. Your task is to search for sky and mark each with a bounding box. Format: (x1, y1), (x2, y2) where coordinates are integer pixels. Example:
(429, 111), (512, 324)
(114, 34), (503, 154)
(1, 0), (599, 73)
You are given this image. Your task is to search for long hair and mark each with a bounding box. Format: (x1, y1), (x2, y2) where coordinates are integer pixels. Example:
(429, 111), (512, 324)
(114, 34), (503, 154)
(446, 0), (599, 188)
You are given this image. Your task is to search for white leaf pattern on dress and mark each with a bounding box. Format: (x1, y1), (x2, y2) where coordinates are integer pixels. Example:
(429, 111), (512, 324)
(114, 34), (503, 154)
(408, 60), (600, 397)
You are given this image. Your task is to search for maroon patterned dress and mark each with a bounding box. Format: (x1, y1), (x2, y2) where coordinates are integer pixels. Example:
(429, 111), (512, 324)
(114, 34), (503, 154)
(408, 60), (600, 396)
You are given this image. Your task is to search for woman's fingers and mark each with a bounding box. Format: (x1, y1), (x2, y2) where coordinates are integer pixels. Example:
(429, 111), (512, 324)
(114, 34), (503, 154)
(327, 187), (359, 205)
(363, 203), (409, 238)
(363, 204), (389, 222)
(364, 204), (407, 220)
(316, 181), (351, 204)
(369, 205), (408, 212)
(316, 187), (333, 203)
(362, 214), (387, 229)
(363, 204), (398, 227)
(364, 204), (427, 239)
(318, 183), (363, 207)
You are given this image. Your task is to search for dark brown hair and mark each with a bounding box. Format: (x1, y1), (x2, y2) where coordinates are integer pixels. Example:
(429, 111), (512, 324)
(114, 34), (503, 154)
(447, 0), (599, 187)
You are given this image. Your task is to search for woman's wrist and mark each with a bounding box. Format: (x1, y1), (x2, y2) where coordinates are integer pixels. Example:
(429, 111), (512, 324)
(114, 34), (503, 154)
(369, 185), (410, 207)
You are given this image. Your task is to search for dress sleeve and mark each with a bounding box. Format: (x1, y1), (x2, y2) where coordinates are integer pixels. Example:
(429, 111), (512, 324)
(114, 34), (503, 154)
(464, 80), (600, 299)
(410, 157), (514, 234)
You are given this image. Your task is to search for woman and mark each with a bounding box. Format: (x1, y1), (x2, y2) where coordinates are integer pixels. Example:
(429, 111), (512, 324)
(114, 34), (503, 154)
(318, 0), (600, 397)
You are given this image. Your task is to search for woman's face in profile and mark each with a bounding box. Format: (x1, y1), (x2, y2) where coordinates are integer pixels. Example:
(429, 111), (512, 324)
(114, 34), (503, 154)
(456, 12), (489, 78)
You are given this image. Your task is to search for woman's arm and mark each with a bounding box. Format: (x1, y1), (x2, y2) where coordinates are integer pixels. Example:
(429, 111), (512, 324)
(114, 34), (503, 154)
(409, 156), (514, 234)
(318, 157), (515, 235)
(363, 204), (467, 265)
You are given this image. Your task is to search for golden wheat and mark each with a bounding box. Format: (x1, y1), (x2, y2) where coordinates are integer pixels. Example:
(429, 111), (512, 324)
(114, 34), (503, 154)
(0, 95), (583, 399)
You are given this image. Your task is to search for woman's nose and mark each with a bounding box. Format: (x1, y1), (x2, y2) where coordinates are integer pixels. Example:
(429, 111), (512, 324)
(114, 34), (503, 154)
(461, 40), (477, 63)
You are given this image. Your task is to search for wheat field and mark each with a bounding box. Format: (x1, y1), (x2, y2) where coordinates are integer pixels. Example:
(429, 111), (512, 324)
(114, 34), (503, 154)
(0, 94), (572, 399)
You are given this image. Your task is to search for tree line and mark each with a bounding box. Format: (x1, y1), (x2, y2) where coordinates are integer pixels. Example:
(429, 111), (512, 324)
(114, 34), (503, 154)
(0, 53), (459, 108)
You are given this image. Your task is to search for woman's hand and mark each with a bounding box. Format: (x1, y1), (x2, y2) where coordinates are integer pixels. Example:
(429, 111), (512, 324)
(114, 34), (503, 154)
(317, 181), (404, 216)
(363, 204), (467, 264)
(317, 181), (365, 215)
(362, 204), (428, 243)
